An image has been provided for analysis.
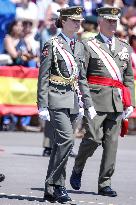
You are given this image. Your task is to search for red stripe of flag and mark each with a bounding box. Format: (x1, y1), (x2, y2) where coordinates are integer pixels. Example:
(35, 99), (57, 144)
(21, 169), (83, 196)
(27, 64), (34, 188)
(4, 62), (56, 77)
(0, 104), (38, 116)
(0, 66), (38, 78)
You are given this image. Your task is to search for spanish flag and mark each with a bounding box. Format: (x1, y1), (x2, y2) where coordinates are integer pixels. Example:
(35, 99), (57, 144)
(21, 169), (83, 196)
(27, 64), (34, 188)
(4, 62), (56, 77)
(0, 66), (38, 116)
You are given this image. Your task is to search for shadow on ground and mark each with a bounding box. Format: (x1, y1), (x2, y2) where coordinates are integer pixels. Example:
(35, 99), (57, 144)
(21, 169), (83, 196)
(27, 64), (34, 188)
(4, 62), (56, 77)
(67, 189), (98, 195)
(13, 153), (45, 157)
(0, 193), (44, 202)
(0, 193), (78, 204)
(31, 187), (98, 196)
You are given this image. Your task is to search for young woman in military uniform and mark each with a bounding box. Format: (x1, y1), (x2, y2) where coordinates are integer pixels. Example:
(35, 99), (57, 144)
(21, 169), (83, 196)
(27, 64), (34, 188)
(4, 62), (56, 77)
(37, 6), (95, 204)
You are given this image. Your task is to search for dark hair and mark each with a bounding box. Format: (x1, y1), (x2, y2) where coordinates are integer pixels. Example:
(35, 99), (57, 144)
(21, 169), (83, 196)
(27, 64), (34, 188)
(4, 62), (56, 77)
(7, 19), (21, 34)
(23, 20), (33, 26)
(129, 35), (136, 46)
(55, 16), (68, 28)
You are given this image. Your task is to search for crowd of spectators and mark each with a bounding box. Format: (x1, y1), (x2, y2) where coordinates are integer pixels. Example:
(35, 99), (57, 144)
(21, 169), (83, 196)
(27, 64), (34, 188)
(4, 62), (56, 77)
(0, 0), (136, 131)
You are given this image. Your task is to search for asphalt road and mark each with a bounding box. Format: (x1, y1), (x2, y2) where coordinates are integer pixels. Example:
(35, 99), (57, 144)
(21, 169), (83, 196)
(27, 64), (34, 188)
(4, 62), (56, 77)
(0, 131), (136, 205)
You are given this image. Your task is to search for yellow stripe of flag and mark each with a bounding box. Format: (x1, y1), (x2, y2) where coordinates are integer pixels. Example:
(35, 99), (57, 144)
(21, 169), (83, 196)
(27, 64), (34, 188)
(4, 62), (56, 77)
(0, 77), (37, 105)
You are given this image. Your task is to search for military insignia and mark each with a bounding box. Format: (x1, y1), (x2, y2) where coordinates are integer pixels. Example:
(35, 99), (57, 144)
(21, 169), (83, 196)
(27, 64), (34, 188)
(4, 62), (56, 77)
(97, 59), (102, 66)
(43, 48), (49, 57)
(122, 62), (127, 69)
(76, 7), (82, 15)
(111, 8), (118, 15)
(118, 47), (129, 61)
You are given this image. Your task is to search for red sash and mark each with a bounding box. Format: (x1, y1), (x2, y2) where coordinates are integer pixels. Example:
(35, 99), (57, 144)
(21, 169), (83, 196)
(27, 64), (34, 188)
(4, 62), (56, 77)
(87, 75), (131, 107)
(120, 119), (128, 137)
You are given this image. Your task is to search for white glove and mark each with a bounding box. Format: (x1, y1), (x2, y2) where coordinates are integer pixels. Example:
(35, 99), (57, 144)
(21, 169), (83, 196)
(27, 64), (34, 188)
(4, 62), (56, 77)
(38, 108), (50, 121)
(88, 106), (97, 120)
(78, 107), (84, 119)
(122, 106), (134, 119)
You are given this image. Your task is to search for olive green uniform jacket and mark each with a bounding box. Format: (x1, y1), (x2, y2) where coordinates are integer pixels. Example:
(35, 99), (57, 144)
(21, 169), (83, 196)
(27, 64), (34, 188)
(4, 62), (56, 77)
(79, 34), (135, 111)
(37, 33), (93, 113)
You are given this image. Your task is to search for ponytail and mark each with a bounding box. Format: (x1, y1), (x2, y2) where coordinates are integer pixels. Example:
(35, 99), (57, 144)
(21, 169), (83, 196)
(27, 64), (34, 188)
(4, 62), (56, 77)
(55, 16), (68, 28)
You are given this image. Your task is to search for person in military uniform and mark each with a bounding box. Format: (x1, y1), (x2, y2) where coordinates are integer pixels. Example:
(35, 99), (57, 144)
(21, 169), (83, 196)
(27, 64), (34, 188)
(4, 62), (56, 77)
(37, 6), (95, 204)
(70, 7), (135, 197)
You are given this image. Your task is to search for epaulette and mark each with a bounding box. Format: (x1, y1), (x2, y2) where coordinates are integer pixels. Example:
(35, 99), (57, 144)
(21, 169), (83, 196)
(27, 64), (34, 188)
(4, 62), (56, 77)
(118, 38), (129, 44)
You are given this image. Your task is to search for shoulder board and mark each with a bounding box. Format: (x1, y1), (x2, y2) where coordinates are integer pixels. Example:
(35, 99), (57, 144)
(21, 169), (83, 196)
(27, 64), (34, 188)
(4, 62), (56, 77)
(118, 38), (128, 44)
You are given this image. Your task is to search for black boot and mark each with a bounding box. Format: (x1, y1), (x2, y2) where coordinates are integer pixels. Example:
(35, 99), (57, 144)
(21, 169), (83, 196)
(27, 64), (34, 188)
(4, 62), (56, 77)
(53, 185), (72, 204)
(44, 192), (56, 203)
(43, 184), (56, 203)
(98, 186), (117, 197)
(70, 169), (82, 190)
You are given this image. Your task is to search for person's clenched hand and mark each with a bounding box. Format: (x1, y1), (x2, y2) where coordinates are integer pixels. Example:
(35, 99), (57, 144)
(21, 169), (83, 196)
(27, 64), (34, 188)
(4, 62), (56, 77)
(38, 108), (50, 121)
(122, 106), (134, 119)
(88, 106), (97, 119)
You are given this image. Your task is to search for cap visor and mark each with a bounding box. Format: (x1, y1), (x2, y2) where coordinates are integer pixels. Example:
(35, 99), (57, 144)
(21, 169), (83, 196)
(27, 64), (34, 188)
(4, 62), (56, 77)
(103, 15), (119, 20)
(69, 16), (84, 21)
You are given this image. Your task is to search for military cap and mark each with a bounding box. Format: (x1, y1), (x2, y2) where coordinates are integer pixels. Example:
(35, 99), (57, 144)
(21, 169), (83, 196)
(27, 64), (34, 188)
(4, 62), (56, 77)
(96, 7), (121, 20)
(57, 6), (84, 21)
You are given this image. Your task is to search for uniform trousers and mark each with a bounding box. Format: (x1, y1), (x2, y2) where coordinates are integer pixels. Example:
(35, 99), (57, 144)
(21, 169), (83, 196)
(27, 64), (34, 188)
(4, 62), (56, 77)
(74, 111), (122, 190)
(43, 121), (54, 149)
(45, 108), (78, 191)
